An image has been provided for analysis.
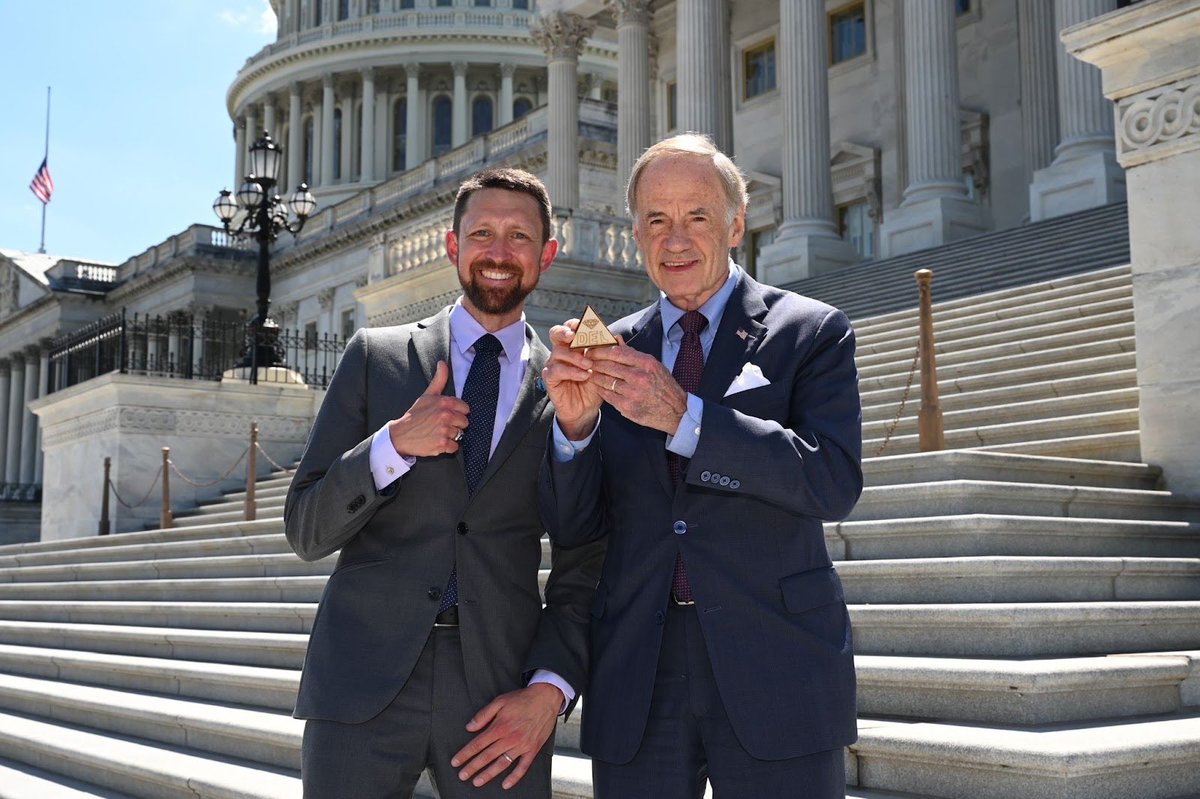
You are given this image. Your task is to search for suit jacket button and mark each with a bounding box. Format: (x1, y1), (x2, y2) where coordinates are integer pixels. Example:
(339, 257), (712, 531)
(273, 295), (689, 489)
(709, 472), (721, 484)
(427, 587), (442, 601)
(655, 610), (666, 625)
(457, 522), (469, 536)
(729, 479), (741, 490)
(719, 476), (731, 487)
(700, 470), (712, 482)
(673, 520), (687, 535)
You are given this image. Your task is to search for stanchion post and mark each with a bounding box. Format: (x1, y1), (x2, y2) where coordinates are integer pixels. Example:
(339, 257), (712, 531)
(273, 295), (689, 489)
(161, 447), (173, 530)
(916, 269), (945, 452)
(99, 457), (111, 536)
(245, 422), (258, 522)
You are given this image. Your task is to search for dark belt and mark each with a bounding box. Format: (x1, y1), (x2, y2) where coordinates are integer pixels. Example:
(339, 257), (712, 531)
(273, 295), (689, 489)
(434, 605), (459, 627)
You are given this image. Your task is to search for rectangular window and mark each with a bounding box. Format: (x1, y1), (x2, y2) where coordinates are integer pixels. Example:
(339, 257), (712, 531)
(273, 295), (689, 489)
(304, 321), (319, 348)
(340, 308), (356, 341)
(955, 0), (971, 14)
(829, 3), (867, 65)
(399, 0), (415, 8)
(666, 81), (677, 131)
(837, 201), (875, 261)
(743, 40), (777, 100)
(337, 0), (349, 20)
(745, 228), (776, 280)
(512, 0), (529, 8)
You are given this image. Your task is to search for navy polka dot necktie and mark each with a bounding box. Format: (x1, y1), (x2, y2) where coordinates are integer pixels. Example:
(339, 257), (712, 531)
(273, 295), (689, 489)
(669, 310), (707, 603)
(440, 333), (503, 613)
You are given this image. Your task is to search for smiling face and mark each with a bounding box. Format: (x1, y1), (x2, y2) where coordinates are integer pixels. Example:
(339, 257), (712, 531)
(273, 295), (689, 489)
(631, 153), (746, 312)
(446, 187), (558, 330)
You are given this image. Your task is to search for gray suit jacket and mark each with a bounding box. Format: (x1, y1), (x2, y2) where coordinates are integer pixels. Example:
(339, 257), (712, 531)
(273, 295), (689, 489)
(286, 307), (603, 723)
(540, 270), (862, 762)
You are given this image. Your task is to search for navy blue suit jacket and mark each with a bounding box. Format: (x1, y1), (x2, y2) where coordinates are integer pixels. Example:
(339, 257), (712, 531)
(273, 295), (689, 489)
(540, 269), (862, 763)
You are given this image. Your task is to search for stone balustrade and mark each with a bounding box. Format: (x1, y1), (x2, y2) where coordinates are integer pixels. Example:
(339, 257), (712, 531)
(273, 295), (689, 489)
(554, 211), (641, 271)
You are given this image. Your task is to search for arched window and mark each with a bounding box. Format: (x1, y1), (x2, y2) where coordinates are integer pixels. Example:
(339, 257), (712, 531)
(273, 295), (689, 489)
(432, 95), (452, 156)
(303, 117), (315, 183)
(513, 97), (533, 120)
(472, 96), (494, 136)
(393, 97), (408, 172)
(333, 108), (343, 180)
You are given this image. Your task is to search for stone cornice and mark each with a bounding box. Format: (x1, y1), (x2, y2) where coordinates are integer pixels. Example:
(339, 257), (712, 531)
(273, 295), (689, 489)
(103, 256), (257, 306)
(1115, 77), (1200, 167)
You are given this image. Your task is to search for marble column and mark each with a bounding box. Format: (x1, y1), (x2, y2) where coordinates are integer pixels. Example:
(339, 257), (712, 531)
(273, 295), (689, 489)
(361, 68), (377, 182)
(245, 107), (259, 147)
(609, 0), (652, 190)
(0, 360), (10, 485)
(5, 353), (24, 484)
(1064, 0), (1200, 496)
(35, 347), (48, 483)
(759, 0), (857, 283)
(1019, 0), (1060, 187)
(320, 74), (336, 186)
(405, 65), (422, 169)
(339, 91), (354, 181)
(879, 0), (990, 256)
(263, 97), (277, 139)
(676, 0), (732, 154)
(234, 117), (247, 186)
(531, 11), (595, 211)
(288, 82), (304, 188)
(19, 346), (39, 484)
(1029, 0), (1124, 220)
(452, 62), (469, 147)
(499, 64), (515, 127)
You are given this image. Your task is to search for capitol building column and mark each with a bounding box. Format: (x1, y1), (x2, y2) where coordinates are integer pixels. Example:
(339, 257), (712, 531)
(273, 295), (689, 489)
(234, 117), (247, 187)
(499, 64), (515, 127)
(5, 353), (24, 485)
(608, 0), (652, 190)
(531, 11), (595, 211)
(405, 64), (423, 170)
(759, 0), (857, 283)
(880, 0), (991, 256)
(453, 62), (469, 148)
(361, 68), (377, 183)
(288, 82), (304, 188)
(1029, 0), (1124, 220)
(0, 360), (10, 487)
(676, 0), (732, 154)
(320, 74), (336, 186)
(1019, 0), (1060, 189)
(263, 96), (277, 141)
(19, 345), (40, 485)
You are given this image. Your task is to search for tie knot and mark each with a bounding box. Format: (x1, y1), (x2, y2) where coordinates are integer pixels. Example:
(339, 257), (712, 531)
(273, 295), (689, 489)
(678, 310), (708, 337)
(472, 334), (503, 357)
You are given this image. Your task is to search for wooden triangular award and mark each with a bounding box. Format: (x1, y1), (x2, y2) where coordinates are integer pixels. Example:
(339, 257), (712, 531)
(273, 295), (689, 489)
(570, 305), (619, 349)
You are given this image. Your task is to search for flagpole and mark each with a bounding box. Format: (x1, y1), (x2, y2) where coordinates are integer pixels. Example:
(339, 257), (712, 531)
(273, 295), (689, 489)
(38, 86), (51, 254)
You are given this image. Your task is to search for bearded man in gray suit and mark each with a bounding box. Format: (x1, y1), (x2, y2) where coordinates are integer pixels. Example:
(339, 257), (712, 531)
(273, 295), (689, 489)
(285, 168), (603, 798)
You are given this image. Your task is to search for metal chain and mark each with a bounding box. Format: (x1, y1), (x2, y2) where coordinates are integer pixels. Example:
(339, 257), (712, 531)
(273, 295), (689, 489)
(255, 441), (296, 474)
(873, 345), (921, 458)
(107, 466), (163, 509)
(167, 445), (251, 489)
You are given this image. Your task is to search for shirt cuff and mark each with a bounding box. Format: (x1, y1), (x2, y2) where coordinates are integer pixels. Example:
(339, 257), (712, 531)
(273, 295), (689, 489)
(665, 393), (704, 459)
(528, 669), (575, 715)
(369, 425), (416, 493)
(550, 413), (599, 462)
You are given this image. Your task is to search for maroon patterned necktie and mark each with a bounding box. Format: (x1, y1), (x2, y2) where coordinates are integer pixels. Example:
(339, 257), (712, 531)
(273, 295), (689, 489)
(669, 310), (707, 602)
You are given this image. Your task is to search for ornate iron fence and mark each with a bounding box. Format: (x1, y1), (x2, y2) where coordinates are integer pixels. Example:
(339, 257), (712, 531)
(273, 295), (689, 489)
(46, 310), (344, 394)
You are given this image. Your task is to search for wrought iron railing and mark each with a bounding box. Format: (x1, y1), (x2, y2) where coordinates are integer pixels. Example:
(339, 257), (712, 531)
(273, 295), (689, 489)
(0, 483), (40, 502)
(46, 311), (345, 394)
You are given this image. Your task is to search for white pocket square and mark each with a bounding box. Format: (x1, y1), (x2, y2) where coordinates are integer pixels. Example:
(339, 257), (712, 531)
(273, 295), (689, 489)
(724, 362), (771, 397)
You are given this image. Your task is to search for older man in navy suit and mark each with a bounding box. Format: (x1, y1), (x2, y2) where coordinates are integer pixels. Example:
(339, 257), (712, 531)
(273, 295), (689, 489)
(539, 134), (862, 798)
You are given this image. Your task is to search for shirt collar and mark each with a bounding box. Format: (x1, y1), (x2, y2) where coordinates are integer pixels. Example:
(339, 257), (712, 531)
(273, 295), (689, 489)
(450, 300), (527, 360)
(659, 259), (739, 336)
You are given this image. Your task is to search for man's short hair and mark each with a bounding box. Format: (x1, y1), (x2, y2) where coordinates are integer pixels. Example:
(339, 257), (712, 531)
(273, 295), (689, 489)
(453, 168), (553, 244)
(626, 133), (749, 225)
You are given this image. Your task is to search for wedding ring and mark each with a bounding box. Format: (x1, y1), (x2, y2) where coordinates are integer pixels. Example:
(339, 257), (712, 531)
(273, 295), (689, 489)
(611, 378), (618, 392)
(502, 753), (514, 764)
(454, 429), (464, 442)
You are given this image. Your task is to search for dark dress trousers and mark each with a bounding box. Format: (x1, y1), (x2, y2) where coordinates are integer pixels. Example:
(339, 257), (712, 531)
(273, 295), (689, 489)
(540, 270), (863, 767)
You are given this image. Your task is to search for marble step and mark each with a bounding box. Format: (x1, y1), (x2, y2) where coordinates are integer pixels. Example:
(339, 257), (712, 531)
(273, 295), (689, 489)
(0, 519), (282, 559)
(0, 621), (307, 668)
(171, 505), (287, 528)
(860, 368), (1137, 422)
(855, 307), (1133, 368)
(0, 599), (316, 633)
(850, 713), (1200, 799)
(977, 430), (1142, 462)
(861, 451), (1162, 490)
(849, 601), (1200, 657)
(849, 478), (1195, 523)
(862, 388), (1138, 439)
(825, 514), (1200, 560)
(0, 757), (138, 798)
(0, 553), (333, 585)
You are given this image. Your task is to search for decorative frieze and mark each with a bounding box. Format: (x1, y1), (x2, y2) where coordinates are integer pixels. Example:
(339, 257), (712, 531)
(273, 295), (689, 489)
(1116, 77), (1200, 167)
(42, 406), (312, 450)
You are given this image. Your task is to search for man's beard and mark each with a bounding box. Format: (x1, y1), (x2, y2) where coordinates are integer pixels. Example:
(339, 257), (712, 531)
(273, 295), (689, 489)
(460, 258), (535, 317)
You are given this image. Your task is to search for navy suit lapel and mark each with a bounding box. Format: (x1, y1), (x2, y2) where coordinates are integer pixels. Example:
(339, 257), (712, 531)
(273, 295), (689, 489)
(696, 273), (768, 403)
(623, 305), (675, 497)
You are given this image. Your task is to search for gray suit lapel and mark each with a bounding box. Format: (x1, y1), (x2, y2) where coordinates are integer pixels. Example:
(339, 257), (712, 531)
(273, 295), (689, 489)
(411, 308), (456, 395)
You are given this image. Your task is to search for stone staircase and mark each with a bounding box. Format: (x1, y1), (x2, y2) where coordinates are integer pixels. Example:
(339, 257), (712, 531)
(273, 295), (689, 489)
(0, 262), (1197, 798)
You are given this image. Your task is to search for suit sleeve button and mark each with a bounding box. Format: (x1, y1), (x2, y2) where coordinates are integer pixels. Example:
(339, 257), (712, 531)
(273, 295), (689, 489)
(700, 470), (711, 482)
(427, 587), (442, 601)
(719, 476), (730, 487)
(729, 479), (741, 489)
(457, 522), (469, 536)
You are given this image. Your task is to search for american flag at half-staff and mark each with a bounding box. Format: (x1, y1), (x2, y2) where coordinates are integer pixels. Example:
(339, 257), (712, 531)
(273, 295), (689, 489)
(30, 158), (54, 204)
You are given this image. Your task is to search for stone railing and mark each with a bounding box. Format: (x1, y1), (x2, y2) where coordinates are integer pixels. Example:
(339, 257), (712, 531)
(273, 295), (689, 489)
(386, 215), (454, 277)
(114, 225), (255, 282)
(554, 211), (641, 271)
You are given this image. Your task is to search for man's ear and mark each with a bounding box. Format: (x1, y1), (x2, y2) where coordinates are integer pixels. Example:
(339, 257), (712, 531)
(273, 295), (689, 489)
(445, 230), (459, 266)
(539, 237), (559, 274)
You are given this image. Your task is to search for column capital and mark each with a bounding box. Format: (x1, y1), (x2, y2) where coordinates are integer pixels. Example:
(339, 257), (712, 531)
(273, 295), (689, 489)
(22, 344), (42, 360)
(8, 352), (24, 368)
(530, 12), (595, 61)
(605, 0), (651, 27)
(452, 61), (469, 78)
(361, 66), (375, 82)
(405, 62), (421, 80)
(323, 73), (335, 90)
(0, 358), (9, 375)
(290, 80), (304, 97)
(317, 287), (336, 310)
(500, 63), (517, 79)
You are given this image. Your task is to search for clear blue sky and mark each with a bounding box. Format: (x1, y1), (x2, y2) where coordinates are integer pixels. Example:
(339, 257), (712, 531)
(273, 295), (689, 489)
(0, 2), (277, 264)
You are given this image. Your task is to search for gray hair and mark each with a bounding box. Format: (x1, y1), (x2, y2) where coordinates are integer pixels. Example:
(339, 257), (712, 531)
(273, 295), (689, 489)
(625, 133), (749, 226)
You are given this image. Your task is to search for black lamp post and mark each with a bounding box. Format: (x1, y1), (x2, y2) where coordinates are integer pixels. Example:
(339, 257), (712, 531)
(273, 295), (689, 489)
(212, 131), (316, 383)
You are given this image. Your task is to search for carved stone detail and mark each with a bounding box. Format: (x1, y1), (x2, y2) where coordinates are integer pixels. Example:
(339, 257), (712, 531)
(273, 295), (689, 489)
(530, 12), (595, 61)
(1116, 77), (1200, 166)
(606, 0), (651, 26)
(42, 406), (312, 450)
(317, 287), (336, 310)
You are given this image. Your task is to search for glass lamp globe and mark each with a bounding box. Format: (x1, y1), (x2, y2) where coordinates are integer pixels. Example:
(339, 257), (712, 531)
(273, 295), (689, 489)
(237, 178), (264, 210)
(290, 183), (317, 218)
(212, 190), (238, 224)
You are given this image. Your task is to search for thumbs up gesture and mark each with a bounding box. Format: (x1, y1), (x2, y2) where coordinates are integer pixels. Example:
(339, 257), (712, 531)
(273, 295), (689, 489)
(387, 361), (471, 457)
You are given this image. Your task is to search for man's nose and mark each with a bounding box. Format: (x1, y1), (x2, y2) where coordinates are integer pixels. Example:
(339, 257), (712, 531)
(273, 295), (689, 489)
(664, 226), (691, 251)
